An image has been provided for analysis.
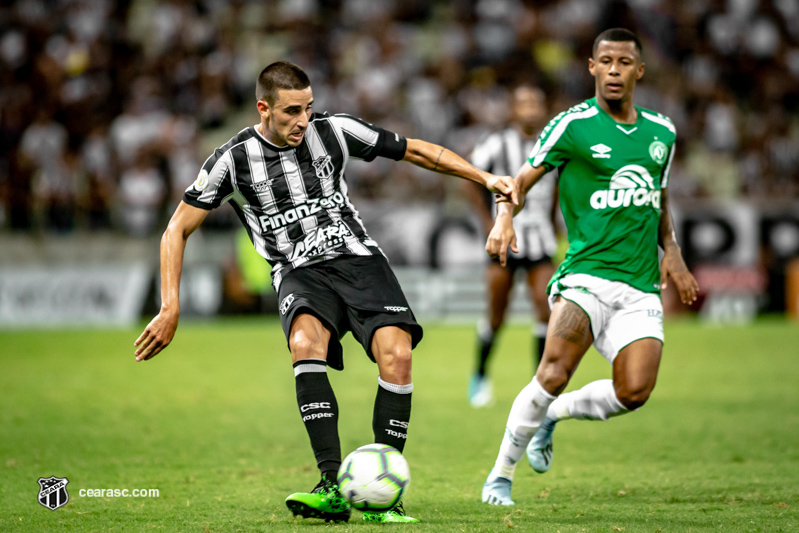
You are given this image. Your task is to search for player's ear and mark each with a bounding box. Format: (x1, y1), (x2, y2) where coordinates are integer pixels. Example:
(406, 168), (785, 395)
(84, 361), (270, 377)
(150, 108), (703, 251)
(256, 100), (270, 120)
(588, 57), (596, 77)
(636, 61), (645, 80)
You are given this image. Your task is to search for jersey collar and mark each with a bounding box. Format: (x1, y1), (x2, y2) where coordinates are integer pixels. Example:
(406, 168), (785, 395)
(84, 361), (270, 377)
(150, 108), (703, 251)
(251, 124), (299, 151)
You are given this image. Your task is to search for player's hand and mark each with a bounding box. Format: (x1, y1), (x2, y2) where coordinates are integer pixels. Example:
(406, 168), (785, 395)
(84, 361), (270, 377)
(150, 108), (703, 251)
(485, 174), (518, 206)
(134, 309), (179, 361)
(486, 214), (518, 267)
(660, 246), (699, 305)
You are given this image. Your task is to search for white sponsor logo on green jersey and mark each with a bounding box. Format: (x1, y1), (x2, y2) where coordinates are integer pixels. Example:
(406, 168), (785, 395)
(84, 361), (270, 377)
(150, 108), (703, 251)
(589, 164), (661, 210)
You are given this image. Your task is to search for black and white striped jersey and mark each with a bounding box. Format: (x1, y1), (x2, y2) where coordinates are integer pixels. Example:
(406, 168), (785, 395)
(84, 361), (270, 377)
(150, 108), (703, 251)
(183, 113), (407, 291)
(471, 127), (558, 261)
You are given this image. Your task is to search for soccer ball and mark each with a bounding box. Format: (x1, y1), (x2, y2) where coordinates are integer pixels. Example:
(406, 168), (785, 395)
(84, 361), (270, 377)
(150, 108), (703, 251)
(337, 443), (410, 511)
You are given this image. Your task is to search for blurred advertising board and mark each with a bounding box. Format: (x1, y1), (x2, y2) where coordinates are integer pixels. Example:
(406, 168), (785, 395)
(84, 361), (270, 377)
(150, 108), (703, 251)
(0, 264), (150, 328)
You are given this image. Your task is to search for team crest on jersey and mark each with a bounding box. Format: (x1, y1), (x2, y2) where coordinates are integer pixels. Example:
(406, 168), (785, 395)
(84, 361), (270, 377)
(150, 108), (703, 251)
(312, 155), (334, 181)
(280, 293), (295, 316)
(38, 476), (69, 510)
(194, 170), (209, 191)
(649, 140), (668, 165)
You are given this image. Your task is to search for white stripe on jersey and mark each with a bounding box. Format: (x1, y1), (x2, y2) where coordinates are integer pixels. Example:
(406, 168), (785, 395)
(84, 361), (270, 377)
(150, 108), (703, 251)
(662, 143), (676, 189)
(641, 111), (676, 135)
(278, 150), (318, 268)
(337, 117), (380, 153)
(244, 137), (291, 260)
(504, 129), (523, 175)
(530, 107), (599, 168)
(199, 150), (234, 205)
(322, 120), (371, 256)
(305, 124), (336, 196)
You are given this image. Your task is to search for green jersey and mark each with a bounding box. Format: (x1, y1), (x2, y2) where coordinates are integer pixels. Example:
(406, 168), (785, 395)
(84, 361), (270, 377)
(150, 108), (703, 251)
(528, 97), (676, 294)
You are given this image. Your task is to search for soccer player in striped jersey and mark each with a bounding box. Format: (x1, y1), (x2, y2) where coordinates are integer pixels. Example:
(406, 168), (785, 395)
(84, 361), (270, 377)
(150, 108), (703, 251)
(465, 85), (558, 408)
(132, 61), (517, 523)
(481, 29), (699, 505)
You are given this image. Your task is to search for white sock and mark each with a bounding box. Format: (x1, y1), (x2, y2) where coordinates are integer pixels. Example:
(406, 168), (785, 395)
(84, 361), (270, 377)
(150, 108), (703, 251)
(546, 379), (628, 422)
(492, 377), (556, 480)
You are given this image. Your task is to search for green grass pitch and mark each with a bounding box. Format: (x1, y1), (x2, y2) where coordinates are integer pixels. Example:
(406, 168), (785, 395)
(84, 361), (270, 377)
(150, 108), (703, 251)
(1, 318), (797, 532)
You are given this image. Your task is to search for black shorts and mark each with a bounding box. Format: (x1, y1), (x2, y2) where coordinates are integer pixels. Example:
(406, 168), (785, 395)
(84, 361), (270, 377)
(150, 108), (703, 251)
(490, 254), (553, 272)
(276, 255), (423, 371)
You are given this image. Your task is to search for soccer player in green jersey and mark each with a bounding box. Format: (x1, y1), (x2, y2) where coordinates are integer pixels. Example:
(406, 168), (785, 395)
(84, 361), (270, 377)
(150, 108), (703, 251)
(481, 28), (699, 505)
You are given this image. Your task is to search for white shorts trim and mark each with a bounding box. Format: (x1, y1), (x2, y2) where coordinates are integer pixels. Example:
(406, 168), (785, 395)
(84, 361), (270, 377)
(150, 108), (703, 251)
(548, 273), (664, 363)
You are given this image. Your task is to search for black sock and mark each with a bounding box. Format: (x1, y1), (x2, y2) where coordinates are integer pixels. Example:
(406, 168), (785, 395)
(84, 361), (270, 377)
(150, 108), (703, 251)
(294, 359), (341, 476)
(535, 334), (546, 367)
(476, 325), (495, 377)
(372, 378), (412, 453)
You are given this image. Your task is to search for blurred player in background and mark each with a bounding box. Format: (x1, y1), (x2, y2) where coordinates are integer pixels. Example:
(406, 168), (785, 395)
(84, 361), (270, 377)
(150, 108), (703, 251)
(132, 61), (516, 523)
(481, 29), (698, 505)
(464, 85), (559, 408)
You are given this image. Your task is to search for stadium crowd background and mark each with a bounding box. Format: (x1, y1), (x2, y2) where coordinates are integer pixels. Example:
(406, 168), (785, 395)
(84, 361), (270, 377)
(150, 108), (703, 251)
(3, 0), (798, 235)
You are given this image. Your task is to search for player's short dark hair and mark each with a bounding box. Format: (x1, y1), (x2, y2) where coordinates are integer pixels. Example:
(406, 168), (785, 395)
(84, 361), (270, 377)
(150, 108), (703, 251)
(256, 61), (311, 105)
(592, 28), (643, 58)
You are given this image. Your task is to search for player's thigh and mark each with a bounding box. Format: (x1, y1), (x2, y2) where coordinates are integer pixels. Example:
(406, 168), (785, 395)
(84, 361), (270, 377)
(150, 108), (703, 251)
(525, 260), (556, 322)
(612, 338), (662, 409)
(536, 296), (594, 394)
(371, 325), (414, 384)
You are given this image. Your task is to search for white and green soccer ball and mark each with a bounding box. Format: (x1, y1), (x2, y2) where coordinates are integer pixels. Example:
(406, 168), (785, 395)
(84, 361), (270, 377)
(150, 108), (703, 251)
(337, 443), (410, 511)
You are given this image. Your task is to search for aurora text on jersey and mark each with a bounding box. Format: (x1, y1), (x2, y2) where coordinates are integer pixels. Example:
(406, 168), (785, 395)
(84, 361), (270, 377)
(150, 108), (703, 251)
(528, 97), (676, 294)
(183, 113), (407, 291)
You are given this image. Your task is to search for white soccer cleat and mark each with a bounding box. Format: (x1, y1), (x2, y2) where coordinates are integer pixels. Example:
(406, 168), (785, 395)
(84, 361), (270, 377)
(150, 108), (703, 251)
(469, 375), (494, 408)
(481, 473), (515, 505)
(527, 418), (556, 473)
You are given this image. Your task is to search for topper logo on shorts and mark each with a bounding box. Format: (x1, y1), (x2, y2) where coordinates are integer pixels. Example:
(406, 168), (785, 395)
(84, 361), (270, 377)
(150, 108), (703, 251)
(384, 306), (408, 312)
(590, 165), (661, 211)
(280, 293), (294, 315)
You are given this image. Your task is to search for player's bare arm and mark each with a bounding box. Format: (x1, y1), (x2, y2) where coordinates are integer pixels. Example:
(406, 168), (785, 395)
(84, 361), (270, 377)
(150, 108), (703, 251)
(134, 201), (209, 361)
(486, 162), (549, 266)
(658, 188), (698, 304)
(402, 138), (518, 205)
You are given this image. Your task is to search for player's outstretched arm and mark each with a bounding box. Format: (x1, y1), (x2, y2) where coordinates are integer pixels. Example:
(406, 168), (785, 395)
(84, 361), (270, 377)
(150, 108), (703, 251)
(485, 163), (549, 265)
(658, 188), (699, 304)
(134, 201), (209, 362)
(402, 138), (518, 205)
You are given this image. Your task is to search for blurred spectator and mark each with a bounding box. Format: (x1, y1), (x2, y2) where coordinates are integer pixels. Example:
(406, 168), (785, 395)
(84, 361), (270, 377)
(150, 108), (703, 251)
(0, 0), (798, 234)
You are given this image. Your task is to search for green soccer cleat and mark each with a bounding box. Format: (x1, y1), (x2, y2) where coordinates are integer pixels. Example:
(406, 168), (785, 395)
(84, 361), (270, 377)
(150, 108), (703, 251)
(362, 502), (419, 523)
(285, 478), (352, 523)
(527, 418), (557, 473)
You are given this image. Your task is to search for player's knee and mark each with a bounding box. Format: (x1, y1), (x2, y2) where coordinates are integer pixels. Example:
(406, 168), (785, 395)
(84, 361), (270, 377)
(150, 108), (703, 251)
(377, 344), (412, 383)
(289, 332), (326, 361)
(536, 362), (570, 395)
(616, 383), (654, 411)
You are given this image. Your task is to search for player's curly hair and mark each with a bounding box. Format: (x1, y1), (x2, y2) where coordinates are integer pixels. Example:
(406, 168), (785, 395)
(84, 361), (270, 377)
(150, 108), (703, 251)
(592, 28), (642, 58)
(256, 61), (311, 105)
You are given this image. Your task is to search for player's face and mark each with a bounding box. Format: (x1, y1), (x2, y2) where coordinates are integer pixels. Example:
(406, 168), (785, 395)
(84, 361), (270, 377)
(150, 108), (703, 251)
(512, 87), (546, 131)
(589, 41), (644, 103)
(257, 87), (313, 147)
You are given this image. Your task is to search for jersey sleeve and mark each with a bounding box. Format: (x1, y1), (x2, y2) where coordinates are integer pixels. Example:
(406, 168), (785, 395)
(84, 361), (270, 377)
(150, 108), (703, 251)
(527, 113), (574, 171)
(330, 114), (407, 162)
(470, 132), (499, 173)
(183, 149), (235, 210)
